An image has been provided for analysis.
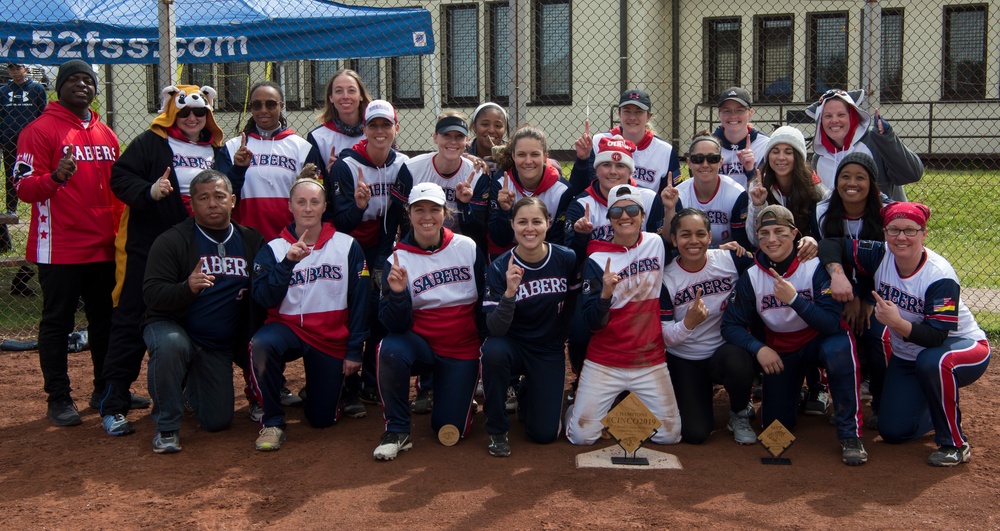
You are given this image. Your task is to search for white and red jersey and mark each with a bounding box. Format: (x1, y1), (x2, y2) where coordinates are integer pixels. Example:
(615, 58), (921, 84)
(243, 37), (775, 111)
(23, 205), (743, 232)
(384, 230), (483, 360)
(581, 233), (666, 368)
(716, 126), (770, 190)
(14, 102), (123, 264)
(661, 249), (745, 360)
(307, 122), (365, 164)
(330, 144), (409, 250)
(676, 174), (748, 246)
(166, 136), (215, 213)
(852, 243), (988, 361)
(395, 152), (484, 231)
(226, 129), (316, 240)
(745, 258), (824, 352)
(593, 129), (680, 191)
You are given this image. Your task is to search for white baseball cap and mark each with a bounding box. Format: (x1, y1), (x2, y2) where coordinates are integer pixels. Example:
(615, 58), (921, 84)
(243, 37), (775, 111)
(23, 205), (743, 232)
(608, 184), (643, 209)
(408, 182), (447, 206)
(364, 99), (397, 125)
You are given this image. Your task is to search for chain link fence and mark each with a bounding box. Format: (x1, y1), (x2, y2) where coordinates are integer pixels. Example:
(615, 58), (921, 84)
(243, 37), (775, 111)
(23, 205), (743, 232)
(0, 0), (997, 342)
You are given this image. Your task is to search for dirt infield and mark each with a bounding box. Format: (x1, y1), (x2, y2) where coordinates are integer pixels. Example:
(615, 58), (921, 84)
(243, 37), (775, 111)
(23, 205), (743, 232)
(2, 348), (998, 529)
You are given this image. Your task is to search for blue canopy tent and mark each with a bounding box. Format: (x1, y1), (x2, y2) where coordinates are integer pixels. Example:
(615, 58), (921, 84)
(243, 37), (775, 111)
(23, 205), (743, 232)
(0, 0), (435, 64)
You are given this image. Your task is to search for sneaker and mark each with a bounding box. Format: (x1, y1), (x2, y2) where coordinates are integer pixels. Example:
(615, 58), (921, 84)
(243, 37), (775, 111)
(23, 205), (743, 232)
(153, 431), (182, 454)
(256, 426), (286, 451)
(343, 393), (367, 419)
(840, 437), (868, 466)
(248, 403), (264, 423)
(504, 386), (518, 414)
(358, 386), (380, 405)
(475, 380), (485, 398)
(488, 432), (511, 457)
(742, 401), (756, 420)
(47, 400), (82, 427)
(804, 390), (830, 416)
(928, 444), (971, 467)
(102, 414), (135, 436)
(280, 386), (303, 407)
(374, 431), (412, 461)
(411, 388), (433, 414)
(860, 379), (873, 401)
(728, 410), (757, 445)
(130, 393), (152, 409)
(566, 378), (578, 404)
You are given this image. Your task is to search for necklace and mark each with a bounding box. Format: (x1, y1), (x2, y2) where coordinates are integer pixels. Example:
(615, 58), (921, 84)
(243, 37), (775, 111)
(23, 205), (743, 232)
(196, 224), (234, 258)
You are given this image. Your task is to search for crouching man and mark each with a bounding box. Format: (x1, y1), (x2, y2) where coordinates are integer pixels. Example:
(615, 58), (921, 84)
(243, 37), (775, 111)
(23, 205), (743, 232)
(142, 170), (264, 453)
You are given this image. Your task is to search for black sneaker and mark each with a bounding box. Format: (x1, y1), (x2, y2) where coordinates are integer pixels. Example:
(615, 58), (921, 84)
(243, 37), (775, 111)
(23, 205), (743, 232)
(47, 400), (82, 427)
(358, 386), (380, 404)
(342, 392), (367, 419)
(411, 388), (432, 414)
(374, 431), (412, 460)
(488, 432), (511, 457)
(840, 437), (868, 466)
(928, 444), (971, 467)
(130, 393), (152, 409)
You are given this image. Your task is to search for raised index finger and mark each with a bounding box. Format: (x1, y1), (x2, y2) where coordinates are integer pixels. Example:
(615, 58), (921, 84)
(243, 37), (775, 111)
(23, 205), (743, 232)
(160, 167), (171, 181)
(584, 119), (591, 137)
(694, 286), (703, 301)
(584, 203), (590, 218)
(298, 228), (309, 243)
(745, 133), (751, 149)
(604, 257), (612, 275)
(768, 267), (782, 279)
(240, 133), (247, 149)
(666, 171), (674, 188)
(357, 167), (364, 184)
(193, 257), (205, 273)
(467, 170), (475, 184)
(503, 171), (509, 189)
(871, 290), (886, 304)
(62, 145), (75, 159)
(392, 251), (399, 267)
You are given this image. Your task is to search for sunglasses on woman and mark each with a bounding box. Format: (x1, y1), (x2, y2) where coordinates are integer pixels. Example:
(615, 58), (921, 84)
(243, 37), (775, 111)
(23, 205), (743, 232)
(250, 99), (280, 111)
(688, 153), (722, 164)
(608, 204), (641, 220)
(176, 107), (208, 118)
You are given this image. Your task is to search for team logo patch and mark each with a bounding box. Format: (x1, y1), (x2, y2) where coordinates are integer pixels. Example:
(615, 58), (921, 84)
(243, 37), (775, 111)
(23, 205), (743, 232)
(12, 159), (32, 181)
(582, 279), (596, 295)
(333, 182), (342, 196)
(611, 152), (622, 162)
(484, 286), (493, 299)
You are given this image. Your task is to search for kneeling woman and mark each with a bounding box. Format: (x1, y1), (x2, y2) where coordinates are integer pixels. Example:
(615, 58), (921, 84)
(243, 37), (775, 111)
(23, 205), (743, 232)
(819, 202), (990, 466)
(566, 184), (682, 446)
(661, 208), (756, 445)
(375, 183), (486, 461)
(249, 164), (370, 451)
(481, 197), (577, 457)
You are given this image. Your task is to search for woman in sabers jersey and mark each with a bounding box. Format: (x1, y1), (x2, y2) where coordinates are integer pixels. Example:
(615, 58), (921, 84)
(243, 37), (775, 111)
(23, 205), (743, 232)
(481, 197), (577, 457)
(674, 132), (750, 249)
(374, 183), (486, 461)
(712, 87), (769, 190)
(819, 202), (990, 467)
(307, 69), (371, 173)
(225, 81), (325, 241)
(660, 208), (757, 445)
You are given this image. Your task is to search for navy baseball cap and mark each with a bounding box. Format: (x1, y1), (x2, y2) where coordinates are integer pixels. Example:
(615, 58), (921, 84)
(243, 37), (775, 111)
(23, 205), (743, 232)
(619, 89), (651, 111)
(718, 87), (752, 107)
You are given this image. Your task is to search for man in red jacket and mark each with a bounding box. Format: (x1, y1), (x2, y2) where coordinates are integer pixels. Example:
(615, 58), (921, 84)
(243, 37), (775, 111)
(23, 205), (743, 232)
(14, 60), (123, 427)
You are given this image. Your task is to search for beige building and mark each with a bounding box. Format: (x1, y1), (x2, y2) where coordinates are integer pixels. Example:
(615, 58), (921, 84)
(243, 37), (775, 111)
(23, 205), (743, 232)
(102, 0), (999, 158)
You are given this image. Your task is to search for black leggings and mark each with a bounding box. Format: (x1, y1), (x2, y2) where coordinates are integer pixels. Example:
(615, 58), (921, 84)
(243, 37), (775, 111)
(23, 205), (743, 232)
(666, 344), (755, 444)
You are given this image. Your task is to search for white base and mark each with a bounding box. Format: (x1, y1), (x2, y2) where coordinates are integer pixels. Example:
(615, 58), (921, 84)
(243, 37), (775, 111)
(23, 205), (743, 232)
(575, 445), (683, 470)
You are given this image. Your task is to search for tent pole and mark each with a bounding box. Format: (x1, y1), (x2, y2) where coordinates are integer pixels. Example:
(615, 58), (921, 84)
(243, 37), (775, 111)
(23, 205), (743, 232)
(158, 0), (178, 86)
(430, 54), (440, 118)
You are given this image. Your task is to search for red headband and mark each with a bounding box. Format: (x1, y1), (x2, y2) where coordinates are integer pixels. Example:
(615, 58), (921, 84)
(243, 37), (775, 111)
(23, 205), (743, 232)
(881, 202), (930, 228)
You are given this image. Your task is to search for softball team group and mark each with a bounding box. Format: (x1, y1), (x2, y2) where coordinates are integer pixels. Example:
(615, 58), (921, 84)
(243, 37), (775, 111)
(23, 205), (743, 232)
(142, 70), (995, 468)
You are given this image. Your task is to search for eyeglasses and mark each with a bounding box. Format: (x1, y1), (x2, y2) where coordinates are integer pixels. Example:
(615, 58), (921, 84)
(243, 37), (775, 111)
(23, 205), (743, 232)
(884, 227), (924, 237)
(608, 204), (641, 220)
(176, 107), (208, 118)
(688, 153), (722, 165)
(250, 99), (280, 111)
(719, 108), (748, 117)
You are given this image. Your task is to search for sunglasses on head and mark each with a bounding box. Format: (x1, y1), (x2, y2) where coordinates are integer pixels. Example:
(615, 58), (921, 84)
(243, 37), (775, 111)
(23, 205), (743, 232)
(688, 153), (722, 165)
(176, 107), (208, 118)
(608, 204), (641, 220)
(818, 89), (849, 104)
(250, 99), (280, 111)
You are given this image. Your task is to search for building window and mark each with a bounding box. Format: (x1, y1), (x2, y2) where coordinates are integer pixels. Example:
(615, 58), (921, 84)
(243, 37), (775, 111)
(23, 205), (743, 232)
(943, 4), (986, 100)
(390, 55), (424, 108)
(754, 15), (794, 103)
(444, 5), (479, 106)
(223, 63), (250, 111)
(703, 18), (741, 103)
(184, 64), (215, 91)
(881, 9), (904, 102)
(311, 60), (341, 109)
(269, 61), (301, 110)
(489, 2), (513, 106)
(145, 65), (161, 113)
(350, 59), (381, 99)
(534, 0), (571, 105)
(808, 12), (848, 100)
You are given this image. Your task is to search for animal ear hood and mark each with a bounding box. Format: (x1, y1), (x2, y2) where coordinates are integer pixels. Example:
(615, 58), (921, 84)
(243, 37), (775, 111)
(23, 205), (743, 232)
(150, 84), (224, 147)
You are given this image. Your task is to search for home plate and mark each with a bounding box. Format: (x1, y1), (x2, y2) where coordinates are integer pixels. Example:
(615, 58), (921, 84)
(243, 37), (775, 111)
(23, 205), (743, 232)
(575, 446), (682, 470)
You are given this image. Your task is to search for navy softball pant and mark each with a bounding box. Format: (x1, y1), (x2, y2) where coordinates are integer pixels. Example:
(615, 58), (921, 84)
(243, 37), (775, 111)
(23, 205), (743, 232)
(761, 332), (862, 440)
(250, 322), (346, 430)
(481, 336), (564, 443)
(878, 337), (990, 447)
(377, 331), (479, 437)
(667, 343), (756, 444)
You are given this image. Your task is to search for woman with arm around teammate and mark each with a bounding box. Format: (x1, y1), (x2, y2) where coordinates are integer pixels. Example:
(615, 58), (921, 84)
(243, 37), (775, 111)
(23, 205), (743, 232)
(818, 202), (990, 466)
(374, 183), (486, 461)
(249, 164), (369, 451)
(565, 184), (682, 446)
(481, 197), (577, 457)
(661, 208), (756, 445)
